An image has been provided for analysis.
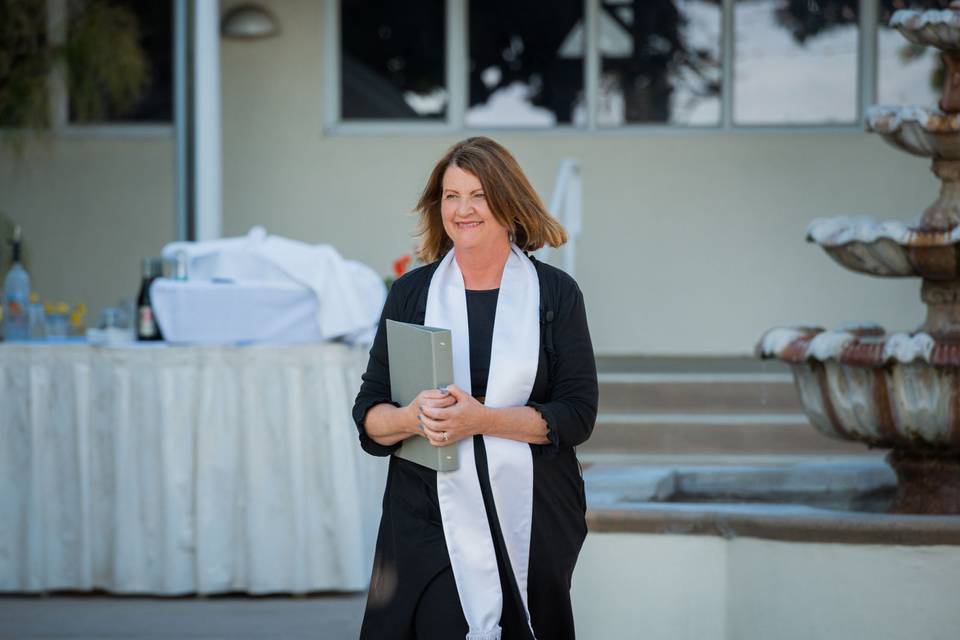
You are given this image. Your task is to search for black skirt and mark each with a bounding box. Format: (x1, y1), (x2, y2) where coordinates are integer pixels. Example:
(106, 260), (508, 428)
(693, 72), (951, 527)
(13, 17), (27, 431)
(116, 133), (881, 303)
(359, 443), (587, 639)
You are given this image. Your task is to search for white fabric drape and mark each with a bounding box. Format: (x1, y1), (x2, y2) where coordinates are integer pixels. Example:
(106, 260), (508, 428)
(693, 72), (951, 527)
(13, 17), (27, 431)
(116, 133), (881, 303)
(0, 343), (387, 595)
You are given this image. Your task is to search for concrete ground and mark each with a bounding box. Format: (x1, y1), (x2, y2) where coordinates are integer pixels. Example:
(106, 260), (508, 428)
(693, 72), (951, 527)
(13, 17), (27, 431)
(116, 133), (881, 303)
(0, 592), (367, 639)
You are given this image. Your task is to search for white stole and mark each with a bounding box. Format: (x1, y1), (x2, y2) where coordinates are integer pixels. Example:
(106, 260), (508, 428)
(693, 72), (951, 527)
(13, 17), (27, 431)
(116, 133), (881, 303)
(424, 243), (540, 640)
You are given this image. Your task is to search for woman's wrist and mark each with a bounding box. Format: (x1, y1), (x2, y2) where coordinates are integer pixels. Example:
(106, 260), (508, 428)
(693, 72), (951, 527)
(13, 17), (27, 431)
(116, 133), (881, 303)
(405, 404), (423, 435)
(475, 405), (495, 436)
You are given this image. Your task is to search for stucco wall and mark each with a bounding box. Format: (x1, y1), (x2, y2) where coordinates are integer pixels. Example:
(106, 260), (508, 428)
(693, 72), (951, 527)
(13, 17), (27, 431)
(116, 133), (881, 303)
(0, 137), (175, 325)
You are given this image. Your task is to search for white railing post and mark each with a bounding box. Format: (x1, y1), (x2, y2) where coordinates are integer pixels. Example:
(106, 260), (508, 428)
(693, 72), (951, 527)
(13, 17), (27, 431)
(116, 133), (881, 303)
(194, 0), (223, 241)
(537, 159), (582, 277)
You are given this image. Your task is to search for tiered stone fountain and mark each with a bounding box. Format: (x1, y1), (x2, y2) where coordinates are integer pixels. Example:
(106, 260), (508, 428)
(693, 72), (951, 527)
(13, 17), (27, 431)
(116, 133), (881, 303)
(758, 4), (960, 514)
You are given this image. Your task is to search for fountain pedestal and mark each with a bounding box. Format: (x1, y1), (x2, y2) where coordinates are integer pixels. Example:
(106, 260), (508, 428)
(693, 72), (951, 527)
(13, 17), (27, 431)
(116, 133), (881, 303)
(887, 450), (960, 513)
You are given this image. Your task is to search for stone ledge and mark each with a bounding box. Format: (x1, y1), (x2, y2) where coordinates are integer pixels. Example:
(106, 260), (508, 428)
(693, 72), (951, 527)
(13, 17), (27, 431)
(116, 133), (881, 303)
(587, 505), (960, 546)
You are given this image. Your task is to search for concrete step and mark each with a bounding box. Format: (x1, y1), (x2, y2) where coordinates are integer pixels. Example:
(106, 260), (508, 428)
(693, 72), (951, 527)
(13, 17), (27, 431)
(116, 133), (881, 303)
(595, 356), (793, 375)
(585, 357), (871, 456)
(598, 372), (801, 414)
(579, 413), (871, 456)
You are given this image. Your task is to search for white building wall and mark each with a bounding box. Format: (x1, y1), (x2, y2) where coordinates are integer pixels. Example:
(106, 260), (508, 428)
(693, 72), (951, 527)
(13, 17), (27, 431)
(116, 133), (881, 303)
(0, 0), (934, 354)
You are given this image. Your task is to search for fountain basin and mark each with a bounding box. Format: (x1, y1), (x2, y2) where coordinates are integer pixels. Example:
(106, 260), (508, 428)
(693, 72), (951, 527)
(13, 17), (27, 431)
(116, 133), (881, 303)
(758, 326), (960, 513)
(806, 216), (960, 278)
(891, 8), (960, 50)
(757, 326), (960, 451)
(866, 106), (960, 159)
(586, 460), (896, 513)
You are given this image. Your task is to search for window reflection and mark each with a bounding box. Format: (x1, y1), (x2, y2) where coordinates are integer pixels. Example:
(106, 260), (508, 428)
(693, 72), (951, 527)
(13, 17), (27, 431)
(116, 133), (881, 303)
(598, 0), (722, 126)
(878, 0), (951, 107)
(341, 0), (447, 120)
(68, 0), (173, 123)
(734, 0), (859, 125)
(467, 0), (584, 127)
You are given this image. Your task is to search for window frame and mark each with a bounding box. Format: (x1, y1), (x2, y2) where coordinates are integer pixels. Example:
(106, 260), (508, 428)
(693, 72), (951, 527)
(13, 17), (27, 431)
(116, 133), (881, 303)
(48, 0), (175, 139)
(325, 0), (882, 135)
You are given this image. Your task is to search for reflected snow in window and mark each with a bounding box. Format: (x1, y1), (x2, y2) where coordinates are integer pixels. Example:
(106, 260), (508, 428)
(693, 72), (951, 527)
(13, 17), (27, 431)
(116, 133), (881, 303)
(467, 0), (584, 128)
(597, 0), (722, 126)
(341, 0), (447, 120)
(877, 1), (950, 107)
(734, 0), (859, 125)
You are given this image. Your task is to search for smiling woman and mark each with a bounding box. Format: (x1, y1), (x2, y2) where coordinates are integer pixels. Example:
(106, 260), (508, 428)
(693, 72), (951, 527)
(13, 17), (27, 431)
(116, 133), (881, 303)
(415, 137), (567, 272)
(353, 137), (598, 639)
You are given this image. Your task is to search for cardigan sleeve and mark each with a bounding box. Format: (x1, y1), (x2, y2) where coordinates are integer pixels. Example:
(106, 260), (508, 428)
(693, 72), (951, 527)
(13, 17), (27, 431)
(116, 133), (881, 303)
(352, 283), (403, 457)
(527, 281), (598, 454)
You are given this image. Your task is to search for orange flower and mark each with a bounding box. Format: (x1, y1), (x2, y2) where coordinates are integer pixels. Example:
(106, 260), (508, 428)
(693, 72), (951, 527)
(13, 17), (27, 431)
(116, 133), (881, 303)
(393, 254), (412, 278)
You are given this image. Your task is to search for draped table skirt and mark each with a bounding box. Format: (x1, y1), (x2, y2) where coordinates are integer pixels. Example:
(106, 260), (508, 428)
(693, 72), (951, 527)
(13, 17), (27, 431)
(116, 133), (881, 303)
(0, 342), (387, 595)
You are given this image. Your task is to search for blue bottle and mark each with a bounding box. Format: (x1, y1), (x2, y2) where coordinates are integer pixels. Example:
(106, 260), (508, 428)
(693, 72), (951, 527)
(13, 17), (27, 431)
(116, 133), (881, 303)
(3, 226), (31, 341)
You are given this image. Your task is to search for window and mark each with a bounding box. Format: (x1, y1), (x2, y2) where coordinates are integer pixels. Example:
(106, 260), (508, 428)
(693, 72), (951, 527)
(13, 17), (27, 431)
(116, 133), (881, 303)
(467, 0), (584, 127)
(331, 0), (921, 131)
(734, 0), (859, 125)
(67, 0), (174, 124)
(877, 0), (950, 107)
(0, 0), (49, 129)
(598, 0), (722, 126)
(340, 0), (447, 120)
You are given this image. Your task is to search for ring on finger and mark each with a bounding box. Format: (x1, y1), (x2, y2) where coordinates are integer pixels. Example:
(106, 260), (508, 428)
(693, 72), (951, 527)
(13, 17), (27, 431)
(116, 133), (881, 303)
(441, 431), (449, 441)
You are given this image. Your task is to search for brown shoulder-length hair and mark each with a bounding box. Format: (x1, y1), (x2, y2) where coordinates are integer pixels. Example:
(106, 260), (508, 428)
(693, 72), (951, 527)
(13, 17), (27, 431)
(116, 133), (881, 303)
(414, 137), (568, 263)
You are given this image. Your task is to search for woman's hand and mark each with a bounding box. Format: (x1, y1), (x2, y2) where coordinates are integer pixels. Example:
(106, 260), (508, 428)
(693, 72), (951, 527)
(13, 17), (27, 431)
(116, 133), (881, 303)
(406, 388), (457, 437)
(418, 384), (489, 446)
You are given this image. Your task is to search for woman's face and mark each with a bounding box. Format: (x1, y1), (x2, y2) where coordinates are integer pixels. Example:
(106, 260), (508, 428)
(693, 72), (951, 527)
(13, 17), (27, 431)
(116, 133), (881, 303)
(440, 164), (508, 252)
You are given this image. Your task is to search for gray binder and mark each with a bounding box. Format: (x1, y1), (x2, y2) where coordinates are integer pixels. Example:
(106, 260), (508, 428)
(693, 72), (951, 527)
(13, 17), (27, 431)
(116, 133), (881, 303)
(385, 319), (459, 471)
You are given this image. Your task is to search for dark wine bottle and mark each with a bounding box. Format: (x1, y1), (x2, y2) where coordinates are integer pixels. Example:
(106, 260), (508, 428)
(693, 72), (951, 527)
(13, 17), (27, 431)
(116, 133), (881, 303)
(136, 258), (163, 341)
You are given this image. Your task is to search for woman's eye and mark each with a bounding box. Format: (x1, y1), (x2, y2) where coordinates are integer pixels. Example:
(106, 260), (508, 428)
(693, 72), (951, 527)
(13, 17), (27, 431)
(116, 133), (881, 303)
(475, 193), (485, 199)
(445, 193), (458, 200)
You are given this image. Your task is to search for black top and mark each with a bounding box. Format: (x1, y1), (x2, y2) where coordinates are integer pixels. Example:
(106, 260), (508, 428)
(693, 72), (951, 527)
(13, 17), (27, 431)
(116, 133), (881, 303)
(465, 288), (499, 398)
(353, 254), (598, 459)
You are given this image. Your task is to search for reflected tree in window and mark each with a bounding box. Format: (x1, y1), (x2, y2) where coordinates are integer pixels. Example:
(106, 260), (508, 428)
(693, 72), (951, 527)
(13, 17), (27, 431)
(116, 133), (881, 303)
(337, 0), (958, 127)
(467, 0), (722, 127)
(598, 0), (722, 125)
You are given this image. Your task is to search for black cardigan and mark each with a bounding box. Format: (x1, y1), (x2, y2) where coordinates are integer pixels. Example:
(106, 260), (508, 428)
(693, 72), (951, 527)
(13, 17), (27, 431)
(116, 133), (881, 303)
(352, 254), (598, 458)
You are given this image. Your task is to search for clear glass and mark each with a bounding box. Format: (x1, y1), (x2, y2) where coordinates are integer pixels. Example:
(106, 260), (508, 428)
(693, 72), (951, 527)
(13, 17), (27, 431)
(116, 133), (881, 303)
(598, 0), (722, 126)
(28, 302), (47, 341)
(98, 307), (129, 331)
(466, 0), (584, 127)
(340, 0), (447, 120)
(877, 1), (951, 108)
(734, 0), (859, 125)
(46, 311), (68, 339)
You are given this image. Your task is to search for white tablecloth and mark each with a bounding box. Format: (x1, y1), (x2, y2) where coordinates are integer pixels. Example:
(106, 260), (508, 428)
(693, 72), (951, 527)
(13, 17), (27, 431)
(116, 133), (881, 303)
(0, 342), (387, 595)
